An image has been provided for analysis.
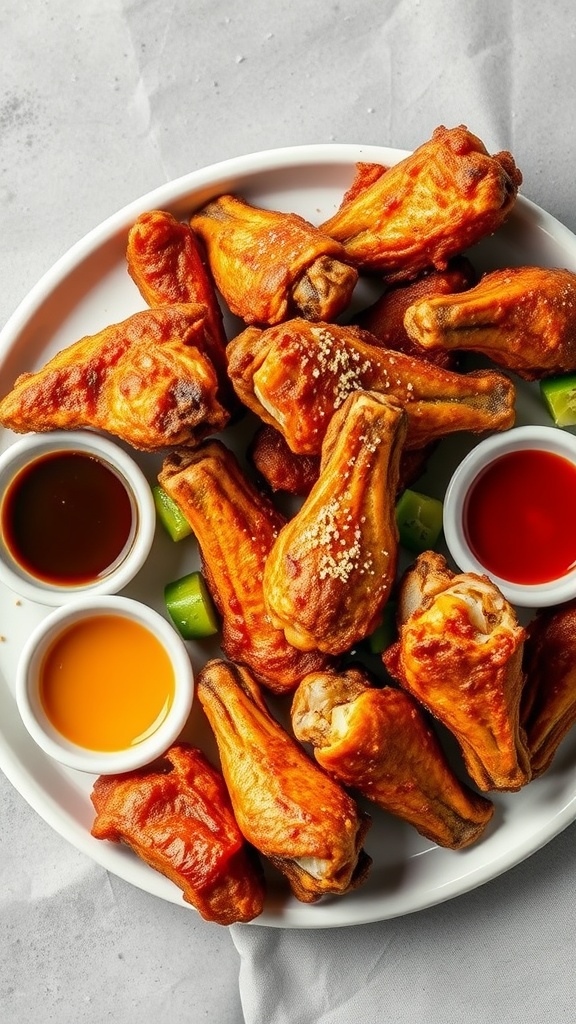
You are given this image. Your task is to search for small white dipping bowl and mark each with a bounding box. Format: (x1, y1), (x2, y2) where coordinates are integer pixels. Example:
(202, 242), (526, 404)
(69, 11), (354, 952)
(443, 425), (576, 608)
(15, 595), (194, 775)
(0, 431), (156, 605)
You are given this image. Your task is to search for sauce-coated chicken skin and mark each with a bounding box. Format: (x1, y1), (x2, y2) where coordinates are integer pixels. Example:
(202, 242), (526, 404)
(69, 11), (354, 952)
(248, 424), (321, 496)
(403, 265), (576, 379)
(320, 125), (522, 279)
(90, 745), (266, 925)
(226, 318), (516, 454)
(158, 440), (331, 693)
(263, 391), (407, 655)
(197, 659), (372, 903)
(521, 602), (576, 777)
(190, 193), (358, 324)
(384, 552), (531, 792)
(0, 303), (229, 450)
(355, 257), (477, 369)
(126, 209), (234, 408)
(292, 667), (494, 849)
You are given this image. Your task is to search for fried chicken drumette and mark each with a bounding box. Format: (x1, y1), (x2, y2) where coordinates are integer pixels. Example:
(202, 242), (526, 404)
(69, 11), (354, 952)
(126, 209), (235, 408)
(226, 318), (516, 454)
(158, 440), (331, 693)
(403, 265), (576, 379)
(263, 391), (407, 655)
(383, 552), (531, 792)
(320, 124), (522, 279)
(292, 667), (494, 849)
(521, 602), (576, 777)
(189, 193), (358, 325)
(90, 745), (266, 925)
(0, 304), (229, 450)
(197, 659), (371, 903)
(355, 257), (477, 369)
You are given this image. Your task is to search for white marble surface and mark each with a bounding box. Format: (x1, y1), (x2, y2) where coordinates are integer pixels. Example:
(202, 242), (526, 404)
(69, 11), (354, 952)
(2, 1), (576, 1021)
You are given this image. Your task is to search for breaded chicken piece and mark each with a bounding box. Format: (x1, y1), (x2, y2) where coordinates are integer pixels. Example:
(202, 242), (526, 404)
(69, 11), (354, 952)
(227, 318), (516, 454)
(91, 745), (266, 925)
(404, 266), (576, 379)
(521, 601), (576, 777)
(197, 659), (371, 904)
(263, 391), (407, 655)
(190, 193), (358, 324)
(126, 209), (234, 408)
(320, 125), (521, 279)
(355, 257), (477, 369)
(158, 440), (332, 693)
(0, 303), (229, 450)
(384, 552), (531, 792)
(292, 666), (494, 849)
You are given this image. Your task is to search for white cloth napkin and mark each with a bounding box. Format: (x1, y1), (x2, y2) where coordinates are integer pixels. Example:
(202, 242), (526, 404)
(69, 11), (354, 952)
(231, 820), (576, 1023)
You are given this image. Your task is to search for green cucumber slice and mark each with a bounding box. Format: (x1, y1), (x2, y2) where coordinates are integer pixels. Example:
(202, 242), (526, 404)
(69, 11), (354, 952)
(395, 488), (443, 553)
(540, 374), (576, 427)
(153, 485), (192, 541)
(164, 571), (219, 639)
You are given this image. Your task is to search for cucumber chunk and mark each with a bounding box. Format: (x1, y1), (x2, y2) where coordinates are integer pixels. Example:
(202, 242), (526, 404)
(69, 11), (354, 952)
(164, 571), (219, 639)
(395, 488), (443, 553)
(540, 374), (576, 427)
(153, 485), (192, 541)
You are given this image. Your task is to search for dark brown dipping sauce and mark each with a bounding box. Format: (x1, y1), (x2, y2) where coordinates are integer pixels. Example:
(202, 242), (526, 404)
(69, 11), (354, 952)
(2, 450), (134, 586)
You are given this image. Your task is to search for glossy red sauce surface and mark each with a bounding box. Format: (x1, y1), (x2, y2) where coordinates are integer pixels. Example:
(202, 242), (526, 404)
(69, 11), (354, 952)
(464, 448), (576, 585)
(2, 450), (134, 586)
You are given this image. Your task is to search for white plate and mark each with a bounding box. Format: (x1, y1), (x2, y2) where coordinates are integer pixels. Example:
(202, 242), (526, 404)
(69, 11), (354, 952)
(1, 144), (576, 930)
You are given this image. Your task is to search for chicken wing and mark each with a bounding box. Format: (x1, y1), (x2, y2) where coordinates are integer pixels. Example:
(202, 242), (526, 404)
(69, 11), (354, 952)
(320, 124), (522, 279)
(126, 209), (235, 408)
(0, 303), (229, 450)
(383, 552), (531, 792)
(158, 441), (331, 693)
(248, 424), (321, 496)
(403, 266), (576, 379)
(355, 257), (477, 369)
(521, 602), (576, 777)
(248, 422), (433, 498)
(263, 391), (407, 655)
(292, 667), (494, 849)
(90, 744), (266, 925)
(189, 193), (358, 324)
(226, 317), (516, 454)
(196, 659), (371, 903)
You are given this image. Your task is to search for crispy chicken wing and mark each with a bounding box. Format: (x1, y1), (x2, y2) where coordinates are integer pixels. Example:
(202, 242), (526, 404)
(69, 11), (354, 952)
(521, 602), (576, 777)
(90, 745), (266, 925)
(248, 423), (433, 498)
(320, 125), (522, 279)
(126, 209), (234, 408)
(196, 659), (371, 903)
(227, 318), (516, 454)
(403, 266), (576, 379)
(292, 667), (494, 849)
(158, 441), (331, 693)
(189, 193), (358, 324)
(0, 304), (229, 450)
(263, 391), (407, 655)
(355, 257), (477, 369)
(248, 424), (321, 496)
(383, 552), (531, 792)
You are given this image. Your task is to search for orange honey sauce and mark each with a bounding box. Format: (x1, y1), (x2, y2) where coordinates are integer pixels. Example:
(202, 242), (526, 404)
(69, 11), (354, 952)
(39, 614), (176, 751)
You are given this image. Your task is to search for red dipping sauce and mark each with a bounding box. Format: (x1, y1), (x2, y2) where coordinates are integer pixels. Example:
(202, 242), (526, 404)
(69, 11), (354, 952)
(2, 450), (135, 586)
(464, 448), (576, 585)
